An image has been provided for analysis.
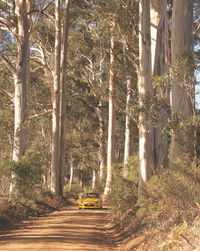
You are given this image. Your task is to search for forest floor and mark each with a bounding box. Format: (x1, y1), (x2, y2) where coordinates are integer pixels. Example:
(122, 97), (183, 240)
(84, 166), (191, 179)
(0, 202), (117, 251)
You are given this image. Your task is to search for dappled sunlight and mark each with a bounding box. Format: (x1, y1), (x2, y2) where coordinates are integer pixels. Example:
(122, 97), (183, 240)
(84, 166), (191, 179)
(0, 207), (115, 251)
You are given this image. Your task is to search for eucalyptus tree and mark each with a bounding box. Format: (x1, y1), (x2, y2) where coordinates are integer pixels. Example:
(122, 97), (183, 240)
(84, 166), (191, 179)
(104, 31), (116, 196)
(150, 0), (169, 169)
(138, 0), (155, 195)
(71, 12), (109, 184)
(50, 0), (72, 196)
(58, 0), (71, 196)
(0, 1), (34, 193)
(169, 0), (196, 163)
(92, 1), (118, 196)
(50, 0), (62, 196)
(29, 0), (71, 196)
(67, 0), (115, 190)
(0, 1), (32, 163)
(114, 0), (138, 177)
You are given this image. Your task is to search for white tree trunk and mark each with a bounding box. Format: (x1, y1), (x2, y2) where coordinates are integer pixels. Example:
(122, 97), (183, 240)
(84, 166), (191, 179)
(123, 76), (131, 177)
(51, 0), (61, 196)
(92, 170), (97, 191)
(13, 0), (30, 161)
(59, 0), (71, 197)
(169, 0), (195, 162)
(69, 159), (74, 189)
(104, 35), (115, 197)
(10, 0), (30, 192)
(138, 0), (155, 195)
(151, 0), (166, 76)
(150, 0), (168, 169)
(96, 104), (105, 182)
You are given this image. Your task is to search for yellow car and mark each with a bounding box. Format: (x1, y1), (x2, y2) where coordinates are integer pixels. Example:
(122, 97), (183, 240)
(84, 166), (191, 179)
(78, 192), (102, 209)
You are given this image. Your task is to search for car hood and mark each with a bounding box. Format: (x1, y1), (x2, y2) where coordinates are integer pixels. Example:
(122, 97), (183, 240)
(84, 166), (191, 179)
(81, 198), (100, 202)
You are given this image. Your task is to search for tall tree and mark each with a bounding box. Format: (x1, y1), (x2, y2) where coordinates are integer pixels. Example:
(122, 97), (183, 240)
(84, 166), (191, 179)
(123, 75), (131, 177)
(51, 0), (61, 196)
(96, 102), (106, 182)
(169, 0), (196, 163)
(104, 33), (115, 197)
(138, 0), (155, 195)
(0, 0), (32, 192)
(58, 0), (71, 196)
(0, 1), (31, 161)
(13, 0), (31, 161)
(150, 0), (169, 169)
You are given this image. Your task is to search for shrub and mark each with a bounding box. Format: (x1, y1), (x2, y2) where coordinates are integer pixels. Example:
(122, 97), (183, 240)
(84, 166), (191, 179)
(64, 184), (81, 199)
(109, 155), (138, 226)
(0, 157), (14, 196)
(13, 151), (44, 199)
(137, 157), (199, 232)
(0, 151), (44, 200)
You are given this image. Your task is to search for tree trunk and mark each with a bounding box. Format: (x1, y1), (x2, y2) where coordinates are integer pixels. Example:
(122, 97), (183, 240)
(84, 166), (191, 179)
(124, 76), (131, 177)
(96, 104), (105, 182)
(13, 0), (30, 161)
(138, 0), (155, 195)
(104, 35), (115, 197)
(69, 159), (74, 189)
(58, 0), (71, 197)
(151, 0), (166, 76)
(169, 0), (195, 163)
(10, 0), (30, 192)
(51, 0), (61, 197)
(92, 170), (97, 191)
(150, 0), (168, 169)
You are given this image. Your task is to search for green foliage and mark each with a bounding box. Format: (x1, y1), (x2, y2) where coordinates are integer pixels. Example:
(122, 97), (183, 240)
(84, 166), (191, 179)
(137, 157), (199, 232)
(64, 184), (81, 199)
(0, 158), (14, 196)
(13, 151), (44, 199)
(0, 151), (44, 199)
(130, 73), (171, 127)
(110, 157), (200, 249)
(110, 177), (138, 226)
(109, 155), (139, 226)
(172, 54), (195, 84)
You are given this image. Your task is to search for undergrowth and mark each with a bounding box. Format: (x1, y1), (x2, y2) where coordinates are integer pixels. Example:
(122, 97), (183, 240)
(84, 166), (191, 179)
(0, 151), (69, 230)
(0, 192), (67, 230)
(110, 156), (200, 250)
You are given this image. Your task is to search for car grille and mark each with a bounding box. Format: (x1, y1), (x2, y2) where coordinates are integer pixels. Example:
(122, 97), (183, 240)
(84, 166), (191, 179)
(84, 203), (94, 206)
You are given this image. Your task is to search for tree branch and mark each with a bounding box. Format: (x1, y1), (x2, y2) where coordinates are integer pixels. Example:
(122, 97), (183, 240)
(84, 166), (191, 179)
(29, 109), (53, 120)
(1, 89), (14, 102)
(0, 54), (16, 75)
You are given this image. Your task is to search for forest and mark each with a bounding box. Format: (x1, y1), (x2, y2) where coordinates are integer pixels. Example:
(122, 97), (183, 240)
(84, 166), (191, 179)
(0, 0), (200, 250)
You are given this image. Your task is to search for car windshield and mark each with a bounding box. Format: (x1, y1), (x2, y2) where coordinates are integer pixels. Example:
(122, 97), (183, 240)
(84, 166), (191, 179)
(82, 193), (100, 198)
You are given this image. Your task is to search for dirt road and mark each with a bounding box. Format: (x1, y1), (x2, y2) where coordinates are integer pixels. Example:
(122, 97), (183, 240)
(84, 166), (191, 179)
(0, 205), (116, 251)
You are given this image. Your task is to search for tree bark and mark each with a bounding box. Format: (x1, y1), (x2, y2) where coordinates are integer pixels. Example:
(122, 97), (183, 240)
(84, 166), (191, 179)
(92, 169), (97, 191)
(124, 76), (131, 177)
(169, 0), (195, 163)
(104, 35), (115, 197)
(9, 0), (31, 192)
(13, 0), (30, 161)
(51, 0), (61, 196)
(150, 0), (168, 169)
(69, 158), (74, 189)
(96, 104), (106, 182)
(58, 0), (71, 197)
(138, 0), (155, 195)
